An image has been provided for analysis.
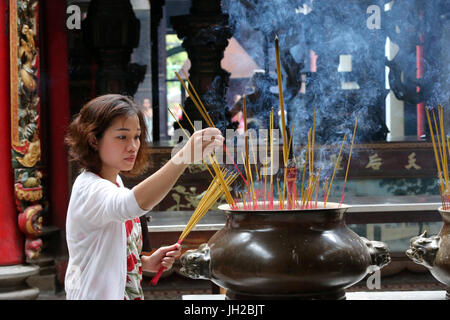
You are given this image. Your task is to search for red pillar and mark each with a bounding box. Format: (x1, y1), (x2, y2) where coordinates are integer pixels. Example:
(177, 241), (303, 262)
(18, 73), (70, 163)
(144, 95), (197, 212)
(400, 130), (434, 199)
(417, 42), (424, 138)
(0, 0), (24, 265)
(42, 0), (70, 230)
(416, 12), (425, 139)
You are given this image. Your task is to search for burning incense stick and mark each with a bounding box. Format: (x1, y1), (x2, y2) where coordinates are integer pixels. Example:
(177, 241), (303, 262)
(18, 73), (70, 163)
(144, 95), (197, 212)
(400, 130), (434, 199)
(177, 103), (195, 131)
(151, 170), (237, 286)
(287, 124), (295, 161)
(175, 71), (249, 189)
(426, 107), (445, 208)
(438, 106), (449, 191)
(286, 124), (296, 209)
(314, 168), (321, 209)
(447, 136), (450, 162)
(242, 152), (257, 208)
(308, 128), (312, 176)
(249, 132), (261, 210)
(323, 178), (329, 205)
(277, 178), (283, 210)
(243, 96), (249, 165)
(426, 106), (449, 209)
(325, 134), (347, 207)
(300, 129), (311, 208)
(249, 131), (260, 181)
(168, 104), (235, 207)
(311, 108), (316, 173)
(179, 170), (238, 240)
(340, 117), (358, 206)
(210, 154), (236, 205)
(274, 36), (288, 167)
(432, 109), (445, 182)
(169, 107), (214, 180)
(264, 128), (268, 207)
(240, 192), (246, 209)
(269, 109), (274, 209)
(242, 97), (254, 206)
(306, 174), (317, 208)
(178, 71), (214, 127)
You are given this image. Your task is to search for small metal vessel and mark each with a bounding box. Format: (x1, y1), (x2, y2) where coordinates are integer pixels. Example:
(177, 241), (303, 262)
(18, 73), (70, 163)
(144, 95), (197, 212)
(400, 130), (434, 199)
(406, 207), (450, 299)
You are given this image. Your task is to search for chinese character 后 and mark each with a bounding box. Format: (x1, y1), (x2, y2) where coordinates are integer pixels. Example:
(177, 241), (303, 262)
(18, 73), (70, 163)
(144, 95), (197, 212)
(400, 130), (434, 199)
(365, 153), (382, 171)
(405, 152), (421, 170)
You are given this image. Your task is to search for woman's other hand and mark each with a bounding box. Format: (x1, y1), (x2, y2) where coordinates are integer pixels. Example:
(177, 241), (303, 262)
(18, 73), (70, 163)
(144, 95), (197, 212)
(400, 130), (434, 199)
(142, 243), (182, 272)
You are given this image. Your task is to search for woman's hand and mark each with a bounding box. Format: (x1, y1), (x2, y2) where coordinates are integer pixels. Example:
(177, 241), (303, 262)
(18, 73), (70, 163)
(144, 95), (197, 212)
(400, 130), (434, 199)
(133, 128), (224, 211)
(175, 128), (224, 165)
(141, 243), (182, 273)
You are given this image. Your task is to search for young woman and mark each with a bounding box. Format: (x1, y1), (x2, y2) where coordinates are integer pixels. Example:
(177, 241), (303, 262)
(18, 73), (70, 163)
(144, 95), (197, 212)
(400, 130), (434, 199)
(64, 94), (224, 300)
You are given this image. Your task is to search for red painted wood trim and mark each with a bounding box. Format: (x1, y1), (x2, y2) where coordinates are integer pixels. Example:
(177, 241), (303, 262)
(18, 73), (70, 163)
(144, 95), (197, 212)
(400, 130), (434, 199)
(42, 0), (70, 230)
(0, 0), (24, 265)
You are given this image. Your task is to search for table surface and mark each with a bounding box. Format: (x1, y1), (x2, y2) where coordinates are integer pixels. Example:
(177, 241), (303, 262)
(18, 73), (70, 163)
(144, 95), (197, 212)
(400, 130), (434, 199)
(182, 290), (448, 300)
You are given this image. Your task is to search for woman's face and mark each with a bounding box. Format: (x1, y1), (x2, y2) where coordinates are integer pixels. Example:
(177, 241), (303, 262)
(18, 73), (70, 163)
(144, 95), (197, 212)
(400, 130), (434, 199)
(97, 115), (141, 177)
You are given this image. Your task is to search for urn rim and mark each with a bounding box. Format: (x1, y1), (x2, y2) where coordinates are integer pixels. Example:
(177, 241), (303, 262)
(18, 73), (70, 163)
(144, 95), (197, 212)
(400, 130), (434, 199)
(218, 201), (350, 214)
(437, 207), (450, 223)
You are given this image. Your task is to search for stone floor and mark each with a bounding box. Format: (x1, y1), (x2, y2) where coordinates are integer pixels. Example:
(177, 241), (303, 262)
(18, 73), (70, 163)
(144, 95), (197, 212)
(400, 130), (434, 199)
(37, 273), (215, 300)
(35, 269), (447, 300)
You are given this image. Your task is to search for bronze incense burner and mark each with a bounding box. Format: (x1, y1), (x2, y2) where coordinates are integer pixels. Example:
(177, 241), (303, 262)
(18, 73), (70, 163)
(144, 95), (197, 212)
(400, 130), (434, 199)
(406, 207), (450, 299)
(180, 202), (391, 300)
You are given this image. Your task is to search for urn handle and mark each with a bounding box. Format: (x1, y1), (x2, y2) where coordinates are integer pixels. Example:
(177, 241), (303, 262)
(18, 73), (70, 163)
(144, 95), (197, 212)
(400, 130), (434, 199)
(406, 231), (441, 269)
(179, 243), (211, 280)
(361, 237), (391, 273)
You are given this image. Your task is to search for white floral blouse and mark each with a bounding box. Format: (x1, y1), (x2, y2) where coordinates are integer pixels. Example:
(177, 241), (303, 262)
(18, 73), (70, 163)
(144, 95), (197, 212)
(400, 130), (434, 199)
(124, 217), (144, 300)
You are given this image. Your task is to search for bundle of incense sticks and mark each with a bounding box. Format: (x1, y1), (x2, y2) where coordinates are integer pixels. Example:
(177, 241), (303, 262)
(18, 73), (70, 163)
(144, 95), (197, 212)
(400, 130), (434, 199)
(171, 36), (359, 212)
(169, 105), (236, 208)
(150, 169), (238, 286)
(148, 106), (239, 286)
(175, 70), (248, 199)
(230, 106), (357, 211)
(231, 32), (358, 211)
(425, 105), (450, 210)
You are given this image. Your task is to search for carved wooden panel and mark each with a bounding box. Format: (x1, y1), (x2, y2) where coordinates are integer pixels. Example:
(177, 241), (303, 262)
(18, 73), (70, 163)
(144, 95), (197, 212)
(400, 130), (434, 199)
(10, 0), (44, 260)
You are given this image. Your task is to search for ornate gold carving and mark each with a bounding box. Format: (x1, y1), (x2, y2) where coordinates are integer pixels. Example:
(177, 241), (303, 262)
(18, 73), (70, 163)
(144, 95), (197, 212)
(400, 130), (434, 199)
(11, 0), (41, 163)
(15, 183), (43, 202)
(10, 0), (43, 259)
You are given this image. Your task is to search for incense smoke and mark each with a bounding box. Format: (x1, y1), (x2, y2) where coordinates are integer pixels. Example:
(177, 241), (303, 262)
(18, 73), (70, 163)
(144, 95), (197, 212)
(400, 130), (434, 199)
(222, 0), (450, 179)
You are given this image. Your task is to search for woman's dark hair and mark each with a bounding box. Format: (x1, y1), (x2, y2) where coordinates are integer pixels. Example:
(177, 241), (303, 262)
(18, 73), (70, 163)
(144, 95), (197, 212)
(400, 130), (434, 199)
(65, 94), (149, 176)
